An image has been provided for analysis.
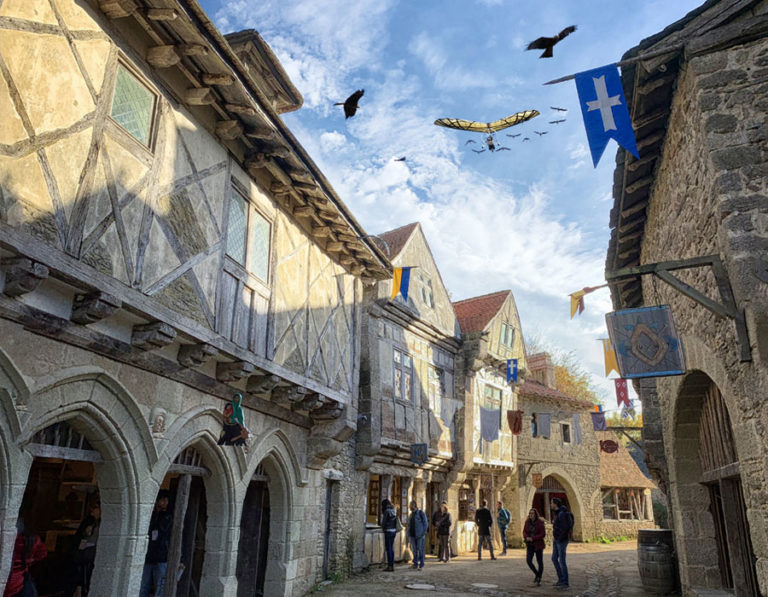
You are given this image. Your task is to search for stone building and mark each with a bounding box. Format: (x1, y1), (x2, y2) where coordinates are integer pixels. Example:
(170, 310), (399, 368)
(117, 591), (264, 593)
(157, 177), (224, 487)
(0, 1), (390, 596)
(451, 290), (525, 552)
(606, 0), (768, 594)
(355, 223), (461, 564)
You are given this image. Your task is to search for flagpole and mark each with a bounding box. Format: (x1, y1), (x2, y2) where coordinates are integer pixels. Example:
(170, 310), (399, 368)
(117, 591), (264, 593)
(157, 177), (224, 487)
(542, 44), (683, 85)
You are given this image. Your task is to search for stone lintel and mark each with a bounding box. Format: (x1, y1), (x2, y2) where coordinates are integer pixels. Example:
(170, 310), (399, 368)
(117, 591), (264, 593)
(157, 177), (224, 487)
(177, 343), (218, 368)
(131, 321), (177, 350)
(2, 258), (49, 297)
(216, 360), (255, 382)
(246, 373), (281, 394)
(70, 291), (122, 324)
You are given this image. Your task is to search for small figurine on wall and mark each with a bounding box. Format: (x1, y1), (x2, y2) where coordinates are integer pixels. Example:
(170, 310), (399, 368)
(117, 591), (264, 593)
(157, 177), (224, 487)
(217, 393), (250, 446)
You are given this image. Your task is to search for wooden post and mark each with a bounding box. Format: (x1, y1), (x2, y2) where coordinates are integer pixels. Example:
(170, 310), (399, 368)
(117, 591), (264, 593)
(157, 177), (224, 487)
(164, 474), (192, 597)
(176, 478), (201, 597)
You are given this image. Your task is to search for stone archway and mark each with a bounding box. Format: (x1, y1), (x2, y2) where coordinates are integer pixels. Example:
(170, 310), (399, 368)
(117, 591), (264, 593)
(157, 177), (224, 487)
(671, 371), (759, 595)
(524, 469), (585, 541)
(0, 369), (155, 596)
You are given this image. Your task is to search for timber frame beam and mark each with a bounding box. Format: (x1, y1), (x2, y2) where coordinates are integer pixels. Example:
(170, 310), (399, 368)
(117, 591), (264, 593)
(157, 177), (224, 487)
(605, 255), (751, 362)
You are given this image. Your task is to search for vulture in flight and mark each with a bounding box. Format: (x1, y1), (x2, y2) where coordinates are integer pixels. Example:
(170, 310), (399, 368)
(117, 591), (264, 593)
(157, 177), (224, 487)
(526, 26), (577, 58)
(335, 89), (364, 119)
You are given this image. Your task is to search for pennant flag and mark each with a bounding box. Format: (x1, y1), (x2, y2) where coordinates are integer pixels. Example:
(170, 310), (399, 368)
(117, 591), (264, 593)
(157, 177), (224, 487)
(601, 338), (619, 376)
(574, 64), (639, 167)
(507, 410), (523, 435)
(390, 267), (413, 301)
(506, 358), (518, 383)
(615, 378), (630, 408)
(621, 405), (633, 420)
(591, 411), (607, 431)
(568, 284), (607, 318)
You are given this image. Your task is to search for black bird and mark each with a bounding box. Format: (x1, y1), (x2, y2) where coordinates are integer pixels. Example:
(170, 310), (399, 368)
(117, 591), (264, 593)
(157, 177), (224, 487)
(526, 25), (576, 58)
(550, 106), (568, 112)
(472, 148), (486, 154)
(334, 89), (364, 118)
(522, 137), (531, 142)
(394, 157), (407, 162)
(465, 139), (477, 145)
(497, 147), (511, 151)
(549, 119), (566, 124)
(506, 133), (521, 138)
(534, 131), (548, 136)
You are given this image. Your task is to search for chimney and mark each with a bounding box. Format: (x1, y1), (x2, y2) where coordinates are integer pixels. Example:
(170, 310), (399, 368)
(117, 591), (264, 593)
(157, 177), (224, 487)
(528, 352), (555, 388)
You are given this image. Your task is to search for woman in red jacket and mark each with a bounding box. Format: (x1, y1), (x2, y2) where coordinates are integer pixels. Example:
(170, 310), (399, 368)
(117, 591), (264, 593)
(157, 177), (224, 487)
(4, 518), (47, 597)
(523, 508), (546, 587)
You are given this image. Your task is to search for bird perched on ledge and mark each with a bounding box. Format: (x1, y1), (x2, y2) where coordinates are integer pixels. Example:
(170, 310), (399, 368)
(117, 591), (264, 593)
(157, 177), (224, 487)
(526, 25), (576, 58)
(335, 89), (364, 118)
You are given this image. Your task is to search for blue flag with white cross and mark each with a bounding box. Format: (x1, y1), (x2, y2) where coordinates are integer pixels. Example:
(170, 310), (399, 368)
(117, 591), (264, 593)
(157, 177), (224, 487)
(574, 64), (639, 167)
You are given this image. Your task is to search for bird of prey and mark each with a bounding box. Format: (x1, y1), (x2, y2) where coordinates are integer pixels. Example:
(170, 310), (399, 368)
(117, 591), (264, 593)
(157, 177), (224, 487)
(394, 157), (407, 162)
(522, 137), (531, 142)
(526, 26), (577, 58)
(471, 149), (486, 154)
(549, 119), (566, 124)
(550, 106), (568, 112)
(334, 89), (364, 119)
(496, 147), (511, 151)
(506, 133), (521, 138)
(465, 139), (477, 145)
(534, 131), (548, 136)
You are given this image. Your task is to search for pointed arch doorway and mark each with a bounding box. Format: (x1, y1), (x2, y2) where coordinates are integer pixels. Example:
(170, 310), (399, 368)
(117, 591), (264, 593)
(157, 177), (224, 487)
(236, 463), (270, 597)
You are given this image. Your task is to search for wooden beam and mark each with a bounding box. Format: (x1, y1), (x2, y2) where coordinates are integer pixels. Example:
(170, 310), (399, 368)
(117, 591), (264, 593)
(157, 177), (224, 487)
(145, 8), (177, 20)
(245, 125), (277, 141)
(178, 44), (208, 57)
(147, 45), (180, 68)
(201, 73), (235, 86)
(215, 120), (243, 140)
(165, 474), (192, 597)
(216, 360), (255, 382)
(312, 226), (333, 238)
(185, 87), (214, 105)
(225, 103), (257, 116)
(2, 258), (49, 296)
(293, 206), (315, 218)
(98, 0), (138, 18)
(325, 242), (344, 253)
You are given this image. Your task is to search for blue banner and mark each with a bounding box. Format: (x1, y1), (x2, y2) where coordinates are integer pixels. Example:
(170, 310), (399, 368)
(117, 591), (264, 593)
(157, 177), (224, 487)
(506, 358), (518, 383)
(574, 64), (639, 167)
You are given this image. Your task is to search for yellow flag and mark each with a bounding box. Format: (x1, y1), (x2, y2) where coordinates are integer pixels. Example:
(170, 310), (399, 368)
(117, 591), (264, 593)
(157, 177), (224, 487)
(602, 338), (619, 376)
(569, 290), (586, 318)
(391, 267), (402, 300)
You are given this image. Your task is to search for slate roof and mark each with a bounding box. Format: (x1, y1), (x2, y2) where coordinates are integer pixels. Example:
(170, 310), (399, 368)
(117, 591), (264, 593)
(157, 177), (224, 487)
(597, 431), (656, 489)
(453, 290), (510, 334)
(376, 222), (419, 260)
(517, 380), (596, 410)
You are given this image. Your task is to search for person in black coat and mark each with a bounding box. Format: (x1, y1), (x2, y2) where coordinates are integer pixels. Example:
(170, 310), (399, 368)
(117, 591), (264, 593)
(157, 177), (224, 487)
(140, 490), (174, 597)
(551, 497), (574, 590)
(474, 500), (496, 561)
(433, 502), (452, 563)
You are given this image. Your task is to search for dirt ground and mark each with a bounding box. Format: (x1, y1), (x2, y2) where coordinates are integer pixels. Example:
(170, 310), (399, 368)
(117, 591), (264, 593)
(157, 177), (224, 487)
(311, 539), (666, 596)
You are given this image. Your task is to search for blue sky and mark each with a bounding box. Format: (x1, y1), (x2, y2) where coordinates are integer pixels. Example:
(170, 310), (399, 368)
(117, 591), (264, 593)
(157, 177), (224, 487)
(199, 0), (704, 405)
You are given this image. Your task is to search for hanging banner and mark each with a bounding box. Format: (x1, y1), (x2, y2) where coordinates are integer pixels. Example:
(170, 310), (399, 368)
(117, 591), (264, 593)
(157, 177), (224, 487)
(410, 443), (428, 465)
(506, 358), (518, 383)
(601, 338), (620, 376)
(391, 267), (413, 301)
(615, 378), (630, 408)
(591, 411), (607, 431)
(605, 305), (686, 378)
(507, 409), (524, 435)
(532, 473), (543, 489)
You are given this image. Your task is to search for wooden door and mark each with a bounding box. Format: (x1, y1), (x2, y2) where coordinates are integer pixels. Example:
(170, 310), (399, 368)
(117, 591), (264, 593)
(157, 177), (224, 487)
(322, 480), (333, 579)
(236, 480), (270, 597)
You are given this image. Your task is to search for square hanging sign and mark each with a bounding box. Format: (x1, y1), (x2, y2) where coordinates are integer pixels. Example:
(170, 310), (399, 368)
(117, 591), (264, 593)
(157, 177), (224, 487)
(605, 305), (686, 378)
(410, 443), (428, 465)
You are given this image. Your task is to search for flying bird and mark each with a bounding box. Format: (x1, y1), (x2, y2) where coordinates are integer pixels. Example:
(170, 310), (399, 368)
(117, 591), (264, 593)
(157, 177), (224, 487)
(534, 131), (548, 136)
(466, 139), (477, 145)
(522, 137), (531, 142)
(471, 149), (486, 154)
(549, 119), (566, 124)
(550, 106), (568, 112)
(526, 25), (577, 58)
(507, 133), (521, 138)
(496, 147), (511, 151)
(394, 157), (407, 162)
(334, 89), (364, 119)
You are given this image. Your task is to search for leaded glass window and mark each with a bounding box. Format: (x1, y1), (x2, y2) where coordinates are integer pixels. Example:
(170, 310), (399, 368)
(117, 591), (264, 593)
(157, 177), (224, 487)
(226, 191), (271, 282)
(393, 348), (412, 401)
(110, 64), (156, 146)
(246, 210), (270, 281)
(226, 193), (248, 264)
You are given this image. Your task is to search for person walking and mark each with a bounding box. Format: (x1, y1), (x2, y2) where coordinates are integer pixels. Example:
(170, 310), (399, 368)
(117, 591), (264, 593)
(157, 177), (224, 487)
(496, 500), (511, 556)
(523, 508), (546, 586)
(4, 518), (47, 597)
(551, 497), (574, 590)
(379, 499), (399, 572)
(140, 490), (174, 597)
(407, 500), (428, 570)
(433, 502), (452, 563)
(474, 500), (496, 560)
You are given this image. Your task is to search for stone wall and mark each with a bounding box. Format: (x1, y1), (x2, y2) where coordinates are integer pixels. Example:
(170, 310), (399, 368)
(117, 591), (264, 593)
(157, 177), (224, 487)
(637, 34), (768, 594)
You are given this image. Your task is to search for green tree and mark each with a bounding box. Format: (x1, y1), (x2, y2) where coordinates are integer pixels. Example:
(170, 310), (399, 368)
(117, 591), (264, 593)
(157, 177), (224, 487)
(525, 336), (604, 404)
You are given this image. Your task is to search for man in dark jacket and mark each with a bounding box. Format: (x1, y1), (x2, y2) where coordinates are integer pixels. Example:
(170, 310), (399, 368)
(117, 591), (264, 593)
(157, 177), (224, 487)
(140, 490), (174, 597)
(550, 497), (574, 590)
(496, 500), (511, 556)
(474, 500), (496, 560)
(407, 500), (429, 570)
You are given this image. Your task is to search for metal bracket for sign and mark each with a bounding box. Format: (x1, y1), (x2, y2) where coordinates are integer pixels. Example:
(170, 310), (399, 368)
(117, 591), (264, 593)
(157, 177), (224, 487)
(605, 255), (751, 362)
(607, 426), (643, 450)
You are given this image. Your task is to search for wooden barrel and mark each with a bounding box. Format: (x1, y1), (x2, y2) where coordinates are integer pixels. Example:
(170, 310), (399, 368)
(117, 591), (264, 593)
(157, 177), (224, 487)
(637, 529), (676, 594)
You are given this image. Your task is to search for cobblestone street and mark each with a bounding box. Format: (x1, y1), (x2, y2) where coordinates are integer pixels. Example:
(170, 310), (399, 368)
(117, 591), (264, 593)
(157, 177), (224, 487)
(314, 540), (655, 596)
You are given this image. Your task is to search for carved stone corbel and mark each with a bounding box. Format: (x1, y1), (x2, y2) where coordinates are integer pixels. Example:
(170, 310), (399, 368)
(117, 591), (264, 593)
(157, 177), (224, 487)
(271, 385), (308, 406)
(131, 322), (176, 350)
(70, 291), (121, 324)
(177, 343), (218, 368)
(306, 435), (344, 470)
(310, 400), (345, 421)
(246, 374), (281, 394)
(146, 45), (180, 68)
(215, 120), (243, 140)
(2, 258), (49, 297)
(293, 392), (324, 412)
(216, 361), (255, 382)
(99, 0), (138, 18)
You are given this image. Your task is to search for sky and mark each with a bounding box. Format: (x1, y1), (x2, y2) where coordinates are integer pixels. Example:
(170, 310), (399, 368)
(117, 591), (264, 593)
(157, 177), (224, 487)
(198, 0), (704, 407)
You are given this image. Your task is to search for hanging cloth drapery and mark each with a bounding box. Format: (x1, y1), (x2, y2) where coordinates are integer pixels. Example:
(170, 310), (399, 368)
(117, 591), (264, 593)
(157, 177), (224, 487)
(537, 412), (551, 438)
(591, 411), (607, 431)
(480, 406), (500, 442)
(507, 410), (524, 435)
(572, 414), (583, 444)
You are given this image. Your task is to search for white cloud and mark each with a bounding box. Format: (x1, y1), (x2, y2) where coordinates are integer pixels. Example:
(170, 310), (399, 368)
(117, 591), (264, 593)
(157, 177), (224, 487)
(408, 32), (498, 91)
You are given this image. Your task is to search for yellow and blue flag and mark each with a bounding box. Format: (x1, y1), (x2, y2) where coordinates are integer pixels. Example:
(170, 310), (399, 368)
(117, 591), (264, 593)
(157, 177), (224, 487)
(390, 267), (413, 301)
(601, 338), (620, 376)
(574, 64), (639, 167)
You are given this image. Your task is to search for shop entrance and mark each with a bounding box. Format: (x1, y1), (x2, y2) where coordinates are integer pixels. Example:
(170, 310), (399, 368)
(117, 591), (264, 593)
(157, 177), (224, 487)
(236, 465), (270, 597)
(532, 476), (569, 523)
(12, 421), (102, 597)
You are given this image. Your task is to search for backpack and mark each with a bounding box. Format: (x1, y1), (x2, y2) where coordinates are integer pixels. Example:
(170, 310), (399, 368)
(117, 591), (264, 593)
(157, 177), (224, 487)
(498, 508), (510, 526)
